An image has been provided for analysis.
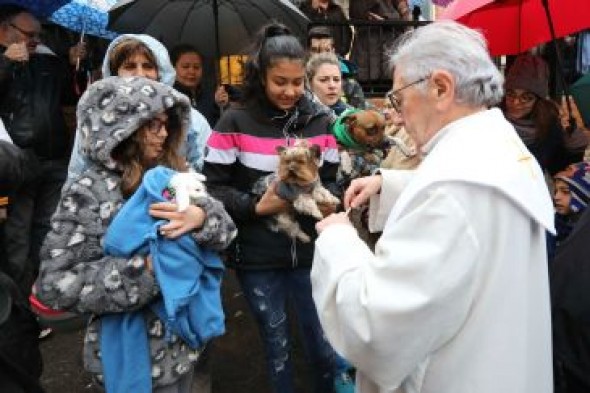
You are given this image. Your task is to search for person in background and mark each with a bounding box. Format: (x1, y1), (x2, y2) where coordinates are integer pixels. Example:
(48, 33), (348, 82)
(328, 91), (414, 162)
(306, 51), (348, 115)
(37, 76), (232, 393)
(66, 34), (212, 189)
(348, 0), (410, 82)
(0, 138), (45, 393)
(307, 26), (369, 109)
(305, 51), (356, 393)
(558, 95), (589, 163)
(311, 21), (554, 393)
(0, 5), (85, 296)
(170, 44), (230, 127)
(202, 22), (340, 393)
(299, 0), (353, 57)
(549, 162), (590, 259)
(502, 53), (569, 175)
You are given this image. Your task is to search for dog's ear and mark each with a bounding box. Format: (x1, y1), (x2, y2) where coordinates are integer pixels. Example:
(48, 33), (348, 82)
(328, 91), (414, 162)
(309, 144), (322, 160)
(343, 113), (358, 127)
(276, 146), (286, 155)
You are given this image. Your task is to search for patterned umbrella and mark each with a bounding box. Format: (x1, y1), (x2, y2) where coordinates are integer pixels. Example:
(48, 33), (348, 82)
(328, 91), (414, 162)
(50, 0), (118, 39)
(0, 0), (70, 18)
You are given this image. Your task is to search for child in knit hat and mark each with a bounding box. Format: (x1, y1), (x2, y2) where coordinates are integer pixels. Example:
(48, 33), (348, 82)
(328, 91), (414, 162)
(551, 162), (590, 253)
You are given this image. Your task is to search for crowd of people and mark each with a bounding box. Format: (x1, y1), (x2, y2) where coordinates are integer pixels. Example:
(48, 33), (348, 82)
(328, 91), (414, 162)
(1, 2), (590, 393)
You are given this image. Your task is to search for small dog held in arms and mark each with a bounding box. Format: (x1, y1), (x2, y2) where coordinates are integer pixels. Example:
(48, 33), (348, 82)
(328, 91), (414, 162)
(253, 140), (340, 243)
(164, 171), (208, 211)
(331, 108), (388, 189)
(163, 171), (237, 248)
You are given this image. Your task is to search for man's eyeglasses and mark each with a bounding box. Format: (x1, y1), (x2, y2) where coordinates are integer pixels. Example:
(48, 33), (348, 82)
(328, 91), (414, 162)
(505, 90), (537, 104)
(144, 118), (168, 134)
(9, 23), (41, 40)
(386, 75), (430, 113)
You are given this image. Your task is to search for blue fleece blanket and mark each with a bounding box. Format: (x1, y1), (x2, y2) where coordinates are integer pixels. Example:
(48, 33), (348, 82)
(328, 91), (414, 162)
(101, 166), (225, 393)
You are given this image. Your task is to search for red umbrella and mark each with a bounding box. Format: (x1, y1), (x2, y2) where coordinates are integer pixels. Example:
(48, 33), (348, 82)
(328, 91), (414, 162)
(440, 0), (590, 56)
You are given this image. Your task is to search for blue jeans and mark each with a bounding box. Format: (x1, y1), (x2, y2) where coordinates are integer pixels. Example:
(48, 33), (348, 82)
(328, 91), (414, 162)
(237, 268), (336, 393)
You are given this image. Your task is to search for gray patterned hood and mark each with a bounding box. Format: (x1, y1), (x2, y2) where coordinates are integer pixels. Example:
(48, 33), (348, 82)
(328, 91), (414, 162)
(76, 76), (191, 170)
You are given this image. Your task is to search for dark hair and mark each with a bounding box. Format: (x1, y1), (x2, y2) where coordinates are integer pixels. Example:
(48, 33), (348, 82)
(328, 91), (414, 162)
(306, 26), (333, 48)
(111, 108), (186, 198)
(169, 43), (203, 67)
(0, 5), (30, 24)
(241, 22), (306, 104)
(108, 39), (158, 76)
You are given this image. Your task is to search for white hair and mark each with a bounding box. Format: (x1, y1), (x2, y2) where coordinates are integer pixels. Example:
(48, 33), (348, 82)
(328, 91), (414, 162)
(388, 21), (504, 107)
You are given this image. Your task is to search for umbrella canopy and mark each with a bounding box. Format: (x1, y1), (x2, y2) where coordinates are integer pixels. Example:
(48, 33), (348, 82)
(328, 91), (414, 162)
(571, 73), (590, 127)
(0, 0), (70, 18)
(107, 0), (309, 61)
(440, 0), (590, 56)
(49, 0), (118, 39)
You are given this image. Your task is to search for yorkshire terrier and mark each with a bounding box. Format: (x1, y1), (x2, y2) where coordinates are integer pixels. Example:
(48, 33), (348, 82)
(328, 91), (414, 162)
(253, 140), (340, 243)
(333, 109), (388, 189)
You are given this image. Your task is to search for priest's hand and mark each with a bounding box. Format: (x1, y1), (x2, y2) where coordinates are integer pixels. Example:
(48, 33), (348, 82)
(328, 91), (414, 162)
(316, 211), (351, 234)
(344, 174), (382, 209)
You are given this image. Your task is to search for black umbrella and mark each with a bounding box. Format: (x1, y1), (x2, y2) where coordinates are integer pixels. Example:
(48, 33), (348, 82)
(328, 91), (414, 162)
(108, 0), (309, 65)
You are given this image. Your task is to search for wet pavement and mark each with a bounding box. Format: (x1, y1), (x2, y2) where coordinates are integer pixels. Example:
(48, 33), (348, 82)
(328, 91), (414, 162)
(40, 270), (309, 393)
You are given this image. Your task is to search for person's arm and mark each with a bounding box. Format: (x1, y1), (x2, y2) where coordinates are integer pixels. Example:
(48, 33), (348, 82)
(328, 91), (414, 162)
(185, 109), (212, 171)
(367, 169), (415, 231)
(0, 140), (24, 195)
(201, 116), (260, 222)
(311, 185), (479, 390)
(36, 179), (158, 314)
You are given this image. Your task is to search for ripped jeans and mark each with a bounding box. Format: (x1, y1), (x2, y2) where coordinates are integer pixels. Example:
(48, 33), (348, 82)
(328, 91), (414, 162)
(237, 268), (336, 393)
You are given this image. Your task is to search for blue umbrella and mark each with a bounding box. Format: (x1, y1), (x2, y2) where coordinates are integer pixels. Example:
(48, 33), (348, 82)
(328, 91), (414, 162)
(0, 0), (70, 18)
(50, 0), (118, 39)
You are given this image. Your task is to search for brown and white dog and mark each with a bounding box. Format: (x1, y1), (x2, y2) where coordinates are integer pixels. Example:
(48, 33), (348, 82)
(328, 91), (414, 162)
(334, 109), (388, 189)
(253, 140), (340, 242)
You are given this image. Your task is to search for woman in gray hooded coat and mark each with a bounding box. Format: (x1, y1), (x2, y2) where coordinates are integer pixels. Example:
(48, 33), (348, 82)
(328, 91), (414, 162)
(36, 76), (233, 393)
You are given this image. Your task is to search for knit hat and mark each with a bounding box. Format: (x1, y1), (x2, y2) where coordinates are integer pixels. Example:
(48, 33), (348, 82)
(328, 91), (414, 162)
(555, 162), (590, 213)
(505, 53), (549, 98)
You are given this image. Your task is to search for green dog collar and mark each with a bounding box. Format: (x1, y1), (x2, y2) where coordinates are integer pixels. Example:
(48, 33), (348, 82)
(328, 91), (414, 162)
(330, 108), (365, 150)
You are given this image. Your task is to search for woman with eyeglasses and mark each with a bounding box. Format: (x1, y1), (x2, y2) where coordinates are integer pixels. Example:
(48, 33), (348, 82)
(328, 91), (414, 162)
(35, 76), (234, 393)
(502, 53), (569, 175)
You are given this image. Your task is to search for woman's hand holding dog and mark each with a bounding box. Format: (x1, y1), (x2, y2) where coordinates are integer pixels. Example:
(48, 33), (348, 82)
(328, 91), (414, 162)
(149, 202), (206, 239)
(255, 181), (290, 216)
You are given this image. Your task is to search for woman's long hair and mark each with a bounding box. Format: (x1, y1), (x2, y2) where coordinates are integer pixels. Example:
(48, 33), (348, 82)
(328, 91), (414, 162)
(111, 109), (186, 198)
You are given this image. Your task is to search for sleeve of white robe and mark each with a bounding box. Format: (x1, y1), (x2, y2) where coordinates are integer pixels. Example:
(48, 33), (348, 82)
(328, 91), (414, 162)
(311, 185), (480, 391)
(367, 169), (415, 232)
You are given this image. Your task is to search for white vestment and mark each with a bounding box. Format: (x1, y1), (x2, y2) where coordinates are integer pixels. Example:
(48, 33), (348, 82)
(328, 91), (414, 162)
(312, 108), (555, 393)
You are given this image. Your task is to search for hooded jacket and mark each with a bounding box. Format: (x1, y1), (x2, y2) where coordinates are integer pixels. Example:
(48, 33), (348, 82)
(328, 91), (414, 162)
(37, 76), (215, 388)
(66, 34), (212, 188)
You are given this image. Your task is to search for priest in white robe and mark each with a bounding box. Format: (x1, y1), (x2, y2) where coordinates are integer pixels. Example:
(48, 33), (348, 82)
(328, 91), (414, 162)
(311, 21), (555, 393)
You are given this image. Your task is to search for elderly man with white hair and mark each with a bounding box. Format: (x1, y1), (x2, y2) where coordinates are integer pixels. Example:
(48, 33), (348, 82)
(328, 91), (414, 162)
(311, 21), (555, 393)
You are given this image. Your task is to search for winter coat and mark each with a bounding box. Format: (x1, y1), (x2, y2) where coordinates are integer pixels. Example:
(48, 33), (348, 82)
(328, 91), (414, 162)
(36, 76), (226, 388)
(202, 93), (340, 270)
(0, 47), (72, 160)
